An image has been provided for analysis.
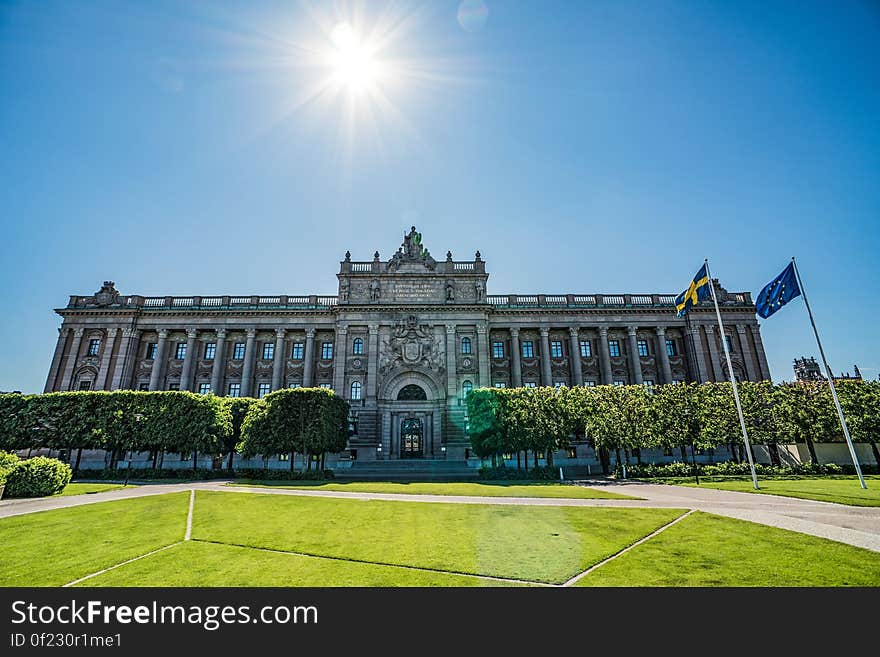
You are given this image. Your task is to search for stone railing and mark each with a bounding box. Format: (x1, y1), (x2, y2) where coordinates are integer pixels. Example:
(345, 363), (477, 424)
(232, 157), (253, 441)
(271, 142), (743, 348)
(66, 295), (339, 311)
(340, 259), (487, 274)
(486, 292), (753, 309)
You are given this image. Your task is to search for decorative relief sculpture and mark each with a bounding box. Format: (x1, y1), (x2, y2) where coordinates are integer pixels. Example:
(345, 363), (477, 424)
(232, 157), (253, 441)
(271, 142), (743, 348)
(378, 315), (445, 375)
(369, 279), (381, 301)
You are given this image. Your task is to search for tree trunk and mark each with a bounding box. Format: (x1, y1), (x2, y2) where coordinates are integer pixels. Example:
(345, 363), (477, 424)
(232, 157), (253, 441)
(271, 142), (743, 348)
(624, 449), (631, 465)
(290, 451), (295, 472)
(321, 452), (326, 471)
(152, 450), (159, 468)
(533, 451), (538, 469)
(871, 442), (880, 468)
(227, 451), (235, 471)
(516, 451), (521, 470)
(74, 448), (83, 477)
(158, 450), (165, 470)
(805, 437), (818, 464)
(599, 448), (610, 475)
(728, 443), (740, 463)
(193, 450), (198, 471)
(769, 443), (781, 467)
(547, 450), (554, 467)
(636, 450), (642, 465)
(679, 445), (688, 462)
(614, 448), (622, 467)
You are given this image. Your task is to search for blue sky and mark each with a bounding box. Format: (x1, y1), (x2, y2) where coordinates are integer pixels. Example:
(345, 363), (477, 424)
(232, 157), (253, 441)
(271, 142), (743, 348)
(1, 0), (878, 393)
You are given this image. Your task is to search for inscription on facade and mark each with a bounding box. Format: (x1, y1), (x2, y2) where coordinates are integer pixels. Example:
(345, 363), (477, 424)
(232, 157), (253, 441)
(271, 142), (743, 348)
(392, 280), (442, 302)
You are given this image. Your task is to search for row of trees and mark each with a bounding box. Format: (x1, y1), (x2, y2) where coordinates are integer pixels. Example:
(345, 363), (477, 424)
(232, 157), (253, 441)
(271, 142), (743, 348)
(0, 389), (349, 474)
(467, 380), (880, 471)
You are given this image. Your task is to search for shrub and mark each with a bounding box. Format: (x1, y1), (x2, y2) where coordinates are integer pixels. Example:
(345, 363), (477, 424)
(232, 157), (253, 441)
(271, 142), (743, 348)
(233, 468), (335, 481)
(478, 465), (559, 481)
(5, 456), (72, 498)
(0, 450), (20, 484)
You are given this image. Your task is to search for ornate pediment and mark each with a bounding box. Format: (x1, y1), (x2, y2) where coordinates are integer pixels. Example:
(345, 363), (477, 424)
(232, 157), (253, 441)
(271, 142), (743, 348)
(379, 316), (445, 375)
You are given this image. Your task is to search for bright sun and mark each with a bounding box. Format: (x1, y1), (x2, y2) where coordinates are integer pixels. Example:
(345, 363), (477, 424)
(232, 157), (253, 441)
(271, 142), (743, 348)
(329, 22), (382, 93)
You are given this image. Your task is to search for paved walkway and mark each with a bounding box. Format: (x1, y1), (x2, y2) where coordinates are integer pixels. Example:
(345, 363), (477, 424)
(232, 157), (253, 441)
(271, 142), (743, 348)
(2, 480), (878, 552)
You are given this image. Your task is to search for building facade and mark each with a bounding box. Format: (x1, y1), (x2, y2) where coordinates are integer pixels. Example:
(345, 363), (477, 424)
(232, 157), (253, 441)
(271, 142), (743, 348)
(45, 227), (770, 463)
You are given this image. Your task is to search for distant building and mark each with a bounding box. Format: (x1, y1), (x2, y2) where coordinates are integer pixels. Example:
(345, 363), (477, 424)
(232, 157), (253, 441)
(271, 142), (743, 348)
(793, 356), (861, 382)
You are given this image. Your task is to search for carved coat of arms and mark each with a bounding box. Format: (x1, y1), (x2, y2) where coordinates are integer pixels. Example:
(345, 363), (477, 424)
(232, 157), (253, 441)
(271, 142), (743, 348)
(379, 315), (445, 374)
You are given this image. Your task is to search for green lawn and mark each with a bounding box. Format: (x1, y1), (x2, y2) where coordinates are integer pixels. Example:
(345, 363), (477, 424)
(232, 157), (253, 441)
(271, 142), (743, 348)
(58, 482), (133, 496)
(228, 480), (638, 500)
(578, 511), (880, 586)
(77, 541), (512, 587)
(677, 476), (880, 506)
(0, 493), (189, 586)
(193, 490), (681, 583)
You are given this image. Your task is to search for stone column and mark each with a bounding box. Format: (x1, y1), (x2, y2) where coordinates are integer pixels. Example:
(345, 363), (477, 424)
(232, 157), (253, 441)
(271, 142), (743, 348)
(704, 324), (721, 382)
(272, 328), (286, 390)
(178, 328), (198, 391)
(302, 328), (316, 387)
(44, 328), (69, 392)
(445, 324), (458, 399)
(60, 328), (84, 391)
(598, 326), (612, 385)
(509, 328), (522, 388)
(539, 328), (553, 386)
(332, 325), (348, 393)
(367, 324), (380, 401)
(687, 326), (710, 383)
(211, 329), (227, 394)
(148, 329), (169, 391)
(381, 409), (392, 458)
(626, 326), (643, 385)
(95, 328), (119, 390)
(736, 325), (756, 382)
(568, 327), (583, 385)
(655, 327), (673, 385)
(240, 329), (257, 397)
(750, 324), (771, 381)
(111, 328), (140, 390)
(476, 325), (490, 387)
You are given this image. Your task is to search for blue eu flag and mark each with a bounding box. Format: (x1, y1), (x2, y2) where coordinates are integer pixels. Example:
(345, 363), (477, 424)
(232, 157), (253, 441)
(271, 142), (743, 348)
(756, 262), (801, 318)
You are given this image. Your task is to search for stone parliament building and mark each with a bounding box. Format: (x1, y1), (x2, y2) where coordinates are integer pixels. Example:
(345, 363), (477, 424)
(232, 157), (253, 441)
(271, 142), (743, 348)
(44, 227), (770, 466)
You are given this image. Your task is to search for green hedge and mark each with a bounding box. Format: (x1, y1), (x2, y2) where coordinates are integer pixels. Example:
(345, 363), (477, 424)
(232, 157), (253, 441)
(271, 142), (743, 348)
(478, 465), (560, 481)
(616, 460), (877, 479)
(0, 450), (20, 484)
(4, 456), (72, 498)
(74, 467), (335, 481)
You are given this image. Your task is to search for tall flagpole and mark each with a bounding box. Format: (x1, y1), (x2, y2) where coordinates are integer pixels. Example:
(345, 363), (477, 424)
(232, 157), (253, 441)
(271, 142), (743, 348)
(704, 259), (760, 490)
(791, 257), (867, 489)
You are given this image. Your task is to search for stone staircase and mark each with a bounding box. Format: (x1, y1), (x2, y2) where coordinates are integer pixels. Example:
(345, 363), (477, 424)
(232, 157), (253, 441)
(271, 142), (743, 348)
(339, 458), (478, 481)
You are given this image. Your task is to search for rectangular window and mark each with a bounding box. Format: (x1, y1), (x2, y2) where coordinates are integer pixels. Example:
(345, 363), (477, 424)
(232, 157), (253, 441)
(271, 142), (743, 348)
(139, 383), (149, 391)
(258, 383), (271, 398)
(319, 383), (332, 389)
(584, 380), (596, 387)
(724, 335), (733, 352)
(492, 341), (505, 358)
(553, 382), (565, 388)
(550, 340), (563, 358)
(643, 380), (655, 394)
(168, 383), (179, 391)
(524, 382), (537, 388)
(461, 337), (472, 354)
(146, 343), (157, 360)
(637, 340), (649, 357)
(204, 343), (216, 360)
(579, 340), (592, 358)
(494, 382), (506, 388)
(232, 342), (245, 359)
(291, 342), (304, 359)
(87, 339), (101, 356)
(289, 383), (302, 389)
(613, 380), (625, 386)
(521, 341), (534, 358)
(198, 383), (211, 395)
(321, 342), (333, 360)
(279, 453), (289, 461)
(609, 340), (621, 357)
(175, 343), (187, 360)
(78, 380), (92, 391)
(262, 343), (274, 360)
(567, 447), (577, 459)
(228, 383), (241, 397)
(666, 339), (676, 357)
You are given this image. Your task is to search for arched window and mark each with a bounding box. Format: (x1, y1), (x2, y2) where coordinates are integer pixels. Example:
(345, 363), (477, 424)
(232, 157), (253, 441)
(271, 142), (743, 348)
(461, 337), (472, 354)
(352, 337), (364, 355)
(462, 380), (473, 397)
(350, 381), (362, 400)
(397, 384), (427, 401)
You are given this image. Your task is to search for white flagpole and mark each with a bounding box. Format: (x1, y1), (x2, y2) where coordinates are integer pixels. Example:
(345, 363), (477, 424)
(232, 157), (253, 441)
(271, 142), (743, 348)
(791, 257), (867, 489)
(704, 259), (760, 490)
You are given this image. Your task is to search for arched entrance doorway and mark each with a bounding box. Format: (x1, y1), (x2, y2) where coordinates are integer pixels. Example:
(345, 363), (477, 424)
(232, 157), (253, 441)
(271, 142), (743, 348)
(378, 372), (444, 460)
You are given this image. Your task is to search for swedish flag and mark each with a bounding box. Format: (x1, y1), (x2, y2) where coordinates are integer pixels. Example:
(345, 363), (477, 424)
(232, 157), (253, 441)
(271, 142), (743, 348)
(674, 263), (712, 317)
